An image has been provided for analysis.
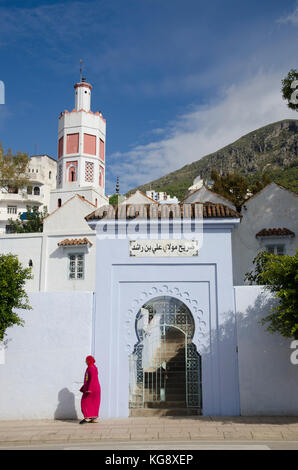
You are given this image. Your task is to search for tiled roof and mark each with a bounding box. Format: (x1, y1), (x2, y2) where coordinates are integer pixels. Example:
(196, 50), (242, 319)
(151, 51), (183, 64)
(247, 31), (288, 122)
(256, 228), (295, 238)
(57, 237), (93, 247)
(85, 202), (241, 221)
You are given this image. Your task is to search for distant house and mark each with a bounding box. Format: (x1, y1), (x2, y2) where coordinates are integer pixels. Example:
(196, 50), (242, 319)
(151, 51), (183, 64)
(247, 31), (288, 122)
(181, 185), (237, 211)
(145, 190), (179, 204)
(0, 154), (57, 234)
(0, 194), (96, 292)
(232, 182), (298, 285)
(121, 190), (158, 205)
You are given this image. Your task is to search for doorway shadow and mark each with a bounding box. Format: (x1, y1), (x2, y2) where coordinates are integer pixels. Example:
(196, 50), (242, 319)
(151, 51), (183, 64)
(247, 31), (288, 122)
(54, 387), (78, 421)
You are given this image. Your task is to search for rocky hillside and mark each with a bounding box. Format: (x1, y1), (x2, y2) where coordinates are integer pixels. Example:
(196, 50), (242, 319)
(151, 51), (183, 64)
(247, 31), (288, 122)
(128, 119), (298, 200)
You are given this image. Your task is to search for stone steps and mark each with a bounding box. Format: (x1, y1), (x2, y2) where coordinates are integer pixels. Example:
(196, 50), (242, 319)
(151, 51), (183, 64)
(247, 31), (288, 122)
(130, 408), (201, 417)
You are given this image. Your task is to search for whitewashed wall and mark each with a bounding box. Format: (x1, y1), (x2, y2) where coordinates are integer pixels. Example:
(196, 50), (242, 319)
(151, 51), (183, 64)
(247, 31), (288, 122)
(0, 292), (94, 420)
(235, 286), (298, 416)
(1, 287), (298, 420)
(232, 183), (298, 285)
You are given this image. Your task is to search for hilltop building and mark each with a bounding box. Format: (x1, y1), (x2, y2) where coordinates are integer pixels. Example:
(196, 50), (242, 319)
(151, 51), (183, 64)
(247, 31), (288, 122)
(0, 154), (57, 234)
(145, 190), (179, 204)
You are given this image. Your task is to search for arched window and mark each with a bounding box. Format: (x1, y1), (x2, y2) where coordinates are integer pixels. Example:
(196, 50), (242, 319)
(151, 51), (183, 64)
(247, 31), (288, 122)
(33, 187), (40, 196)
(69, 166), (76, 182)
(49, 171), (52, 179)
(58, 199), (62, 207)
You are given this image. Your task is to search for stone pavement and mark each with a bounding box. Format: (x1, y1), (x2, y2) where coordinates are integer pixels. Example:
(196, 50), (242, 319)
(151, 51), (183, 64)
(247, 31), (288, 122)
(1, 416), (298, 447)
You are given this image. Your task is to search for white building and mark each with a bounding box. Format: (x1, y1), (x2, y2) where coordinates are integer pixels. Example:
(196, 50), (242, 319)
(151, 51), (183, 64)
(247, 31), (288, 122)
(232, 182), (298, 284)
(0, 154), (57, 234)
(146, 190), (179, 204)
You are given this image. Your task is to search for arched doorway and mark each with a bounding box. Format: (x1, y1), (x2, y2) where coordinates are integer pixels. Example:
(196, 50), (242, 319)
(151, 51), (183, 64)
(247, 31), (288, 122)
(129, 296), (201, 415)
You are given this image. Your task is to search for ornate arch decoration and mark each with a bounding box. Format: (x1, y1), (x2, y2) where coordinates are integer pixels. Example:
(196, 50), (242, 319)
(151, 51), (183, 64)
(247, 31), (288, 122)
(124, 284), (207, 354)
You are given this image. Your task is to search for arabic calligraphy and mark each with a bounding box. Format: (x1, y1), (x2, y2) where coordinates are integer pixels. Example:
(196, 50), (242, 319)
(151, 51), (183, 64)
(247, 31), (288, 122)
(129, 240), (198, 257)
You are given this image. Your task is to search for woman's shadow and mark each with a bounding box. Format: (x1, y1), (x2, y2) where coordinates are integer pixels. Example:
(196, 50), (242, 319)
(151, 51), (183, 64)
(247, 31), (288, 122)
(54, 387), (78, 421)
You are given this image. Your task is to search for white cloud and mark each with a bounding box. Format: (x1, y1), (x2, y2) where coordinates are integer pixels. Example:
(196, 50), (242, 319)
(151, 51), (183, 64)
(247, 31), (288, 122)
(278, 6), (298, 25)
(108, 71), (297, 193)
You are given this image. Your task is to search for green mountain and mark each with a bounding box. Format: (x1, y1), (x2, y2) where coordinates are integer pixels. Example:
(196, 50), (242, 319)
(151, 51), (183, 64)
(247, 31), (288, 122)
(128, 119), (298, 200)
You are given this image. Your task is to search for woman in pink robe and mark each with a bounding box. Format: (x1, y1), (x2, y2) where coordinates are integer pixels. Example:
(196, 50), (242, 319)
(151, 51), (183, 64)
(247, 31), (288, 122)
(79, 355), (101, 424)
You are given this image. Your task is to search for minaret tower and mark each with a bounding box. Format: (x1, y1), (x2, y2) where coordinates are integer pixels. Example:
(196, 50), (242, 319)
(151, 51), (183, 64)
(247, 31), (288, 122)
(50, 70), (108, 211)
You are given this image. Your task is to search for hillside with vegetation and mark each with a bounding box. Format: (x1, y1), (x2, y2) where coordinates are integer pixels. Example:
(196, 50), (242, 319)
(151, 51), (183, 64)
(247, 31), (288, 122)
(127, 119), (298, 201)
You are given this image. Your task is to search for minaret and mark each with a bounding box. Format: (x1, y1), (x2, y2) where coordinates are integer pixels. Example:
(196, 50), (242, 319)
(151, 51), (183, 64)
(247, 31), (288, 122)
(50, 74), (108, 211)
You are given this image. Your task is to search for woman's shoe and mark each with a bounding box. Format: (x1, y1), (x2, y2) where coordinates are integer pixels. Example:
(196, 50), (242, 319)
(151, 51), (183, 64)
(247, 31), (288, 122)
(79, 419), (91, 424)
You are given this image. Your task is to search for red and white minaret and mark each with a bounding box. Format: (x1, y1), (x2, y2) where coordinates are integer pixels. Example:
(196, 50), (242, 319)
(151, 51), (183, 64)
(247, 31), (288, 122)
(50, 76), (108, 211)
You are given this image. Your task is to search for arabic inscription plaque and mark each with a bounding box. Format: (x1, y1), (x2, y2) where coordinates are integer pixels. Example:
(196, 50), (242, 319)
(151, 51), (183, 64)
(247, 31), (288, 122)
(129, 240), (199, 257)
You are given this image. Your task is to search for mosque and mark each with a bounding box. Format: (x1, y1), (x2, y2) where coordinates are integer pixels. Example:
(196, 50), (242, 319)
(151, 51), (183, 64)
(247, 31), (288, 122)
(0, 77), (297, 420)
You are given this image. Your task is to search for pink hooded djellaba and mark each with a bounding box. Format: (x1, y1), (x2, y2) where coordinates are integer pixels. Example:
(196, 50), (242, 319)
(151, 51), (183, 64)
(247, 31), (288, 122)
(80, 356), (101, 419)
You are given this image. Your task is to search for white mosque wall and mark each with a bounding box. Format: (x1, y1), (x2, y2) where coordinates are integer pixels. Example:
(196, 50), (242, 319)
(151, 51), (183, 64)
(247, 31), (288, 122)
(232, 183), (298, 285)
(0, 292), (94, 420)
(0, 287), (298, 419)
(234, 286), (298, 416)
(0, 231), (97, 292)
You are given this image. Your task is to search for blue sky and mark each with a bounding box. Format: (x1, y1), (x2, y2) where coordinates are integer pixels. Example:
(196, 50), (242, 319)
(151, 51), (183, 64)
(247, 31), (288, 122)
(0, 0), (298, 194)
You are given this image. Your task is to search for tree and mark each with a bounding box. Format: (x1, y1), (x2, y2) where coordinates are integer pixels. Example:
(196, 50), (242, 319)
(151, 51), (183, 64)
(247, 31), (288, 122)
(0, 143), (30, 191)
(281, 69), (298, 112)
(109, 194), (125, 207)
(210, 170), (271, 211)
(210, 170), (250, 211)
(0, 254), (32, 342)
(245, 250), (298, 339)
(8, 206), (48, 233)
(249, 173), (271, 194)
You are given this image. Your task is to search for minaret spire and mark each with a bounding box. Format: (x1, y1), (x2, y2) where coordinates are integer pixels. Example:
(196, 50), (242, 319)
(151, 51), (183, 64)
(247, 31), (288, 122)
(80, 59), (83, 83)
(115, 176), (120, 195)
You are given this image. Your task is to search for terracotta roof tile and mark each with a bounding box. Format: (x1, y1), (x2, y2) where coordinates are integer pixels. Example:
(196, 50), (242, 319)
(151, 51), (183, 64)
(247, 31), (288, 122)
(85, 202), (241, 221)
(256, 228), (295, 238)
(57, 237), (93, 247)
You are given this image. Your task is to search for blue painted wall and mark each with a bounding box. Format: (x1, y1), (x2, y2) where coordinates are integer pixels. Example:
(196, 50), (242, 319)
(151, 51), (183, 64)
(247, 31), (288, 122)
(93, 220), (241, 417)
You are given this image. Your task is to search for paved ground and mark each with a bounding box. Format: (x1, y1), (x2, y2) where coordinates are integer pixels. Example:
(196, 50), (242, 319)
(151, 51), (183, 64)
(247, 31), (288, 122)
(0, 416), (298, 449)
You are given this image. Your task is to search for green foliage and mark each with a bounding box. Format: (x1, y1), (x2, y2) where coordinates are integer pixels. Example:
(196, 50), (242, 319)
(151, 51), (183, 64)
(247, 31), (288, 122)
(109, 194), (127, 207)
(9, 206), (48, 233)
(0, 143), (30, 190)
(282, 69), (298, 112)
(210, 170), (270, 210)
(109, 194), (120, 206)
(245, 250), (298, 339)
(266, 163), (298, 193)
(210, 170), (248, 210)
(0, 254), (32, 342)
(128, 120), (298, 201)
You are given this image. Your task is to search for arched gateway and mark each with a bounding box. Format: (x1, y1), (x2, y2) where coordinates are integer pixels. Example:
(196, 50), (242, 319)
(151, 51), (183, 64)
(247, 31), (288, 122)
(129, 296), (202, 415)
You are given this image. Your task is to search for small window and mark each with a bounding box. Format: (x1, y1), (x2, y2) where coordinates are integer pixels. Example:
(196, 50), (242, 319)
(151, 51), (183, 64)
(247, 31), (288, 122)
(27, 186), (32, 195)
(68, 253), (85, 280)
(5, 224), (15, 234)
(7, 206), (17, 214)
(33, 187), (40, 196)
(49, 171), (52, 179)
(8, 186), (18, 194)
(266, 245), (285, 256)
(58, 198), (62, 208)
(276, 245), (285, 256)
